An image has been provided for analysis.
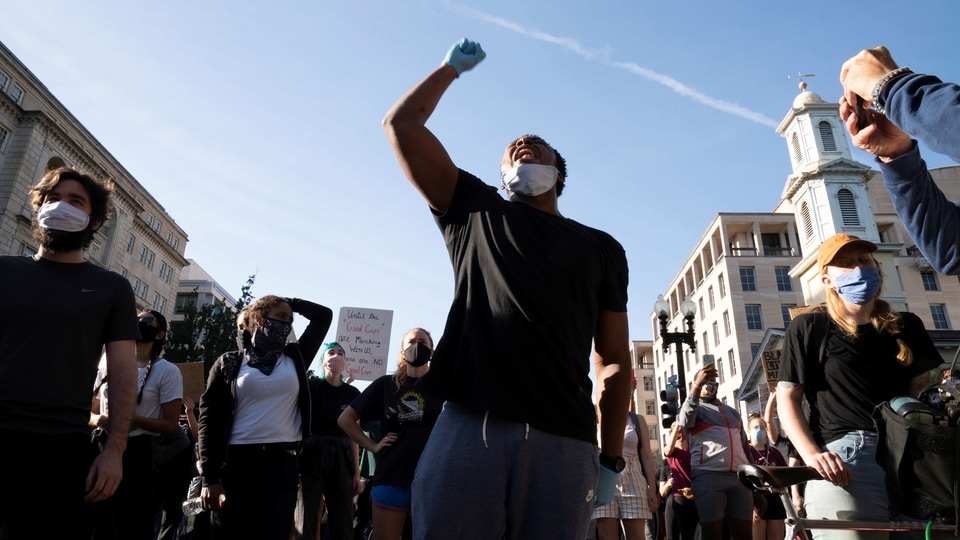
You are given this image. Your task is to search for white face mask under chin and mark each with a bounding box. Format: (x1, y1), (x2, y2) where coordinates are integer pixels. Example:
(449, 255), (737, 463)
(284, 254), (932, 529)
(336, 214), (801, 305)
(500, 164), (558, 197)
(37, 200), (90, 232)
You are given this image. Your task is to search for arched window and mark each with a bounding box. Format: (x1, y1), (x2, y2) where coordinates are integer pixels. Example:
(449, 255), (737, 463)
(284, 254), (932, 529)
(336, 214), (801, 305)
(800, 202), (814, 240)
(818, 121), (837, 152)
(837, 188), (860, 226)
(46, 157), (66, 170)
(791, 132), (803, 164)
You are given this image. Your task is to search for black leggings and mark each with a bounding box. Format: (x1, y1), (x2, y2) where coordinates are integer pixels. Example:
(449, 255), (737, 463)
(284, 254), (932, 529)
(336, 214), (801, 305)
(665, 494), (699, 540)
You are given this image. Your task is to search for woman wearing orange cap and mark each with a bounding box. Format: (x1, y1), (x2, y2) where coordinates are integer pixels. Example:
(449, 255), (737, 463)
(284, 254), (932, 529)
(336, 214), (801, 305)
(776, 233), (941, 540)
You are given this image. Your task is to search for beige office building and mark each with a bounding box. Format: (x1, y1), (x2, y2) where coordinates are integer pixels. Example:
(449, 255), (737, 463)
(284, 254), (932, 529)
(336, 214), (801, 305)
(0, 40), (188, 318)
(651, 83), (960, 448)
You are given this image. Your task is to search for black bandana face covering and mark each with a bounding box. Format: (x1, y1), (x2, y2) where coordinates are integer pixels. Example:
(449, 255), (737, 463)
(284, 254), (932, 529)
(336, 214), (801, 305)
(402, 342), (432, 367)
(245, 318), (292, 375)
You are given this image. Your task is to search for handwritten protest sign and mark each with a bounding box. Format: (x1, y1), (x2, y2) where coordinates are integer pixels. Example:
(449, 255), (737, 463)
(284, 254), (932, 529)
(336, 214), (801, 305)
(335, 307), (393, 381)
(760, 349), (781, 392)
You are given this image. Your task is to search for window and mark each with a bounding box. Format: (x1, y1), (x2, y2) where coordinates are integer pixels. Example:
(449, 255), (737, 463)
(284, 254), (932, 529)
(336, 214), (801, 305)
(751, 343), (761, 361)
(775, 267), (793, 291)
(921, 271), (940, 291)
(745, 305), (763, 330)
(701, 332), (709, 354)
(718, 274), (726, 298)
(643, 376), (654, 392)
(138, 245), (147, 263)
(152, 220), (161, 233)
(137, 282), (148, 300)
(175, 293), (198, 314)
(648, 425), (657, 441)
(712, 322), (720, 346)
(931, 305), (949, 330)
(791, 132), (803, 164)
(89, 241), (102, 261)
(728, 349), (737, 375)
(781, 305), (796, 329)
(125, 234), (135, 253)
(645, 400), (656, 416)
(708, 286), (715, 310)
(152, 293), (162, 310)
(716, 357), (725, 383)
(723, 311), (731, 336)
(740, 267), (757, 291)
(157, 297), (167, 314)
(800, 202), (814, 239)
(159, 261), (172, 283)
(118, 267), (127, 278)
(9, 85), (23, 105)
(0, 125), (8, 151)
(699, 298), (705, 320)
(0, 70), (8, 89)
(18, 242), (36, 257)
(838, 188), (861, 226)
(145, 214), (154, 226)
(145, 250), (155, 270)
(818, 120), (837, 151)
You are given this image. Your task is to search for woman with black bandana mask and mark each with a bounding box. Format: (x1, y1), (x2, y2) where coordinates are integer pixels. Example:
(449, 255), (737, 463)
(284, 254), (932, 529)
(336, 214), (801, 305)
(198, 295), (332, 540)
(338, 328), (442, 540)
(91, 310), (182, 540)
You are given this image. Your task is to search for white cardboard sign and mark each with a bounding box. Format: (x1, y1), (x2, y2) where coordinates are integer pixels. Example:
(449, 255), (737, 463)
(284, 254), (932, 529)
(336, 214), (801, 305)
(335, 307), (393, 381)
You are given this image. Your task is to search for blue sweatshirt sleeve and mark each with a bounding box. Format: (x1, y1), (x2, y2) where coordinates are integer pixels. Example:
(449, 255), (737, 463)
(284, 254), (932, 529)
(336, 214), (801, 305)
(880, 142), (960, 275)
(882, 72), (960, 163)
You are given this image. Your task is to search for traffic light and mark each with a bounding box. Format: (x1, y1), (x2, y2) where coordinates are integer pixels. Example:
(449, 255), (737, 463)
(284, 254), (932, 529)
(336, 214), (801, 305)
(660, 375), (680, 429)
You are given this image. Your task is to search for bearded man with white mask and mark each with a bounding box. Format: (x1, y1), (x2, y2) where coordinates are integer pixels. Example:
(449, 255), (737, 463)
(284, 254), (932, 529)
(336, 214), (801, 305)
(0, 167), (139, 540)
(383, 38), (632, 540)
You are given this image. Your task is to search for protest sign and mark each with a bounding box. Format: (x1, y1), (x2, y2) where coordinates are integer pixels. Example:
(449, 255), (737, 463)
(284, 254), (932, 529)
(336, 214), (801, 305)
(335, 307), (393, 381)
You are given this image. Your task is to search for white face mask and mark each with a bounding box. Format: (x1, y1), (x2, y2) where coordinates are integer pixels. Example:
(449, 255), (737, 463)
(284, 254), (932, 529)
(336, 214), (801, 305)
(500, 164), (559, 197)
(36, 200), (91, 232)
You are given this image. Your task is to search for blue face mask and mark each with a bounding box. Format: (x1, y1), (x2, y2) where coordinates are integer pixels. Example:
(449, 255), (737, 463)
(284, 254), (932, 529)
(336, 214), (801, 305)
(833, 267), (882, 304)
(751, 428), (766, 444)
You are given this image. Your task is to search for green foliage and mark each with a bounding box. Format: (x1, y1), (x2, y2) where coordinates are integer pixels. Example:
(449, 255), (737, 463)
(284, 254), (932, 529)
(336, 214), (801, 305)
(166, 274), (256, 375)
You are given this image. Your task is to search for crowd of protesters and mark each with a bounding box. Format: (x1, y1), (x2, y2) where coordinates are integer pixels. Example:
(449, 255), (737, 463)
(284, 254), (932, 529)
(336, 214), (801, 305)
(2, 37), (959, 540)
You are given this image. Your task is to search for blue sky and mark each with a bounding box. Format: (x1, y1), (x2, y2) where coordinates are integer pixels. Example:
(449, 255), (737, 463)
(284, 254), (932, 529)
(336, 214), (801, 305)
(3, 1), (958, 377)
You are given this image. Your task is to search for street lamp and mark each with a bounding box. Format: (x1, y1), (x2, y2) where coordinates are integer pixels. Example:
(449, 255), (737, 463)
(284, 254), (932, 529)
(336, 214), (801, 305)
(655, 294), (697, 403)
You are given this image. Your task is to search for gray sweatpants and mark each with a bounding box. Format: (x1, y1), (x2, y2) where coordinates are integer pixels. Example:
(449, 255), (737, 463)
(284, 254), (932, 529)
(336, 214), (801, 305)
(411, 402), (597, 540)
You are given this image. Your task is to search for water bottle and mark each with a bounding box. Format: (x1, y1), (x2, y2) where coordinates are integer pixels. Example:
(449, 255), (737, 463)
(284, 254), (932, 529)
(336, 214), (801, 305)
(181, 496), (204, 516)
(181, 475), (204, 516)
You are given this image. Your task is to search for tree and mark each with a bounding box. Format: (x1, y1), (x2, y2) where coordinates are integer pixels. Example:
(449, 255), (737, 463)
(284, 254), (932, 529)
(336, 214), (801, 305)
(166, 274), (256, 375)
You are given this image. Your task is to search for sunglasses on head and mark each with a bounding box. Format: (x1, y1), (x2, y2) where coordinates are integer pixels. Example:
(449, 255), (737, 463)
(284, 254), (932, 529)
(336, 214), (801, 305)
(139, 316), (156, 325)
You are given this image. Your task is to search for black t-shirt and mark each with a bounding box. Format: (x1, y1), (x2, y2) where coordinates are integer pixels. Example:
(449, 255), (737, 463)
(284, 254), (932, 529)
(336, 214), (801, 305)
(309, 378), (360, 437)
(349, 374), (442, 486)
(779, 310), (941, 444)
(424, 170), (629, 443)
(0, 256), (138, 434)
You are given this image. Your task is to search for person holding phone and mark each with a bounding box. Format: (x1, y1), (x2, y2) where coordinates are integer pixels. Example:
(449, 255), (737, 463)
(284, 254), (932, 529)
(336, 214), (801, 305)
(678, 364), (752, 540)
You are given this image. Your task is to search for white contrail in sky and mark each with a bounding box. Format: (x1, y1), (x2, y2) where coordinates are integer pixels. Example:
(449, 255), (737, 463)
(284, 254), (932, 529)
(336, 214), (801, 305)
(455, 5), (780, 129)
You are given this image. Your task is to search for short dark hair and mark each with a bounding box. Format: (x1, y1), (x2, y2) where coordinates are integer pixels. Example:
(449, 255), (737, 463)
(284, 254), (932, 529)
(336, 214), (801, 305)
(30, 167), (114, 226)
(553, 147), (567, 196)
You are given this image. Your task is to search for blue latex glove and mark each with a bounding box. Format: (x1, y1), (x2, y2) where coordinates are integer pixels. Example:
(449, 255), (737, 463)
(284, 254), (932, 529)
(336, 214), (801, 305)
(595, 464), (618, 507)
(443, 37), (486, 77)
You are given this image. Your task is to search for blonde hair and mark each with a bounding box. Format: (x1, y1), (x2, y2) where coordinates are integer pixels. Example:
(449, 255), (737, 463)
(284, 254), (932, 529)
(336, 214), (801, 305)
(824, 261), (912, 366)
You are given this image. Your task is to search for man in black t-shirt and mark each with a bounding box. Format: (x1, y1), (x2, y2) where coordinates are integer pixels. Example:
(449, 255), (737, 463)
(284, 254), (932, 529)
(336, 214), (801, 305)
(0, 167), (139, 540)
(383, 38), (632, 540)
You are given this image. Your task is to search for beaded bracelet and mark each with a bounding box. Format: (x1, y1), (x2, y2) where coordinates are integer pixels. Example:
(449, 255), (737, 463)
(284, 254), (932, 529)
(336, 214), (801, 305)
(871, 67), (913, 114)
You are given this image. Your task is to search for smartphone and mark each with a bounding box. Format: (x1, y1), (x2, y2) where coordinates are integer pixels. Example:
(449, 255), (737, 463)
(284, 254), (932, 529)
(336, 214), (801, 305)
(854, 96), (870, 130)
